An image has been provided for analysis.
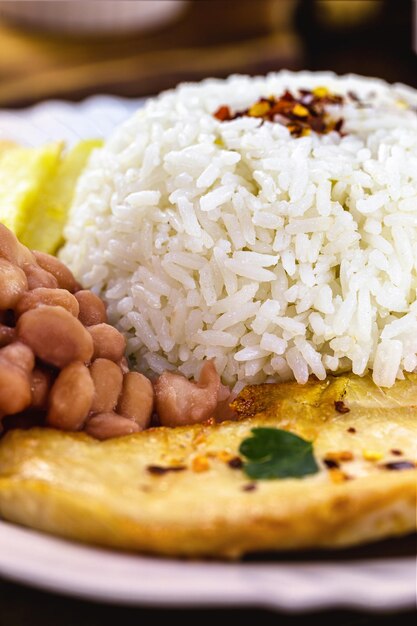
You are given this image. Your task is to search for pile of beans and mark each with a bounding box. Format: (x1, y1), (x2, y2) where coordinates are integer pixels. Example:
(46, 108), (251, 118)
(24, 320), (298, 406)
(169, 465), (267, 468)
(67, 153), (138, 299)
(0, 224), (154, 440)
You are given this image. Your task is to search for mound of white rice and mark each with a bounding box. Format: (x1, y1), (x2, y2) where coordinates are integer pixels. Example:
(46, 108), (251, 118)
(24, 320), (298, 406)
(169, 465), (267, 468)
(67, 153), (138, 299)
(61, 71), (417, 389)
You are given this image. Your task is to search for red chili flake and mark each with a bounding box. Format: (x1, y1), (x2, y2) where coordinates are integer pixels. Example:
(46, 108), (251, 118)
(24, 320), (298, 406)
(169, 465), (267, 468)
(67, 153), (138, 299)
(213, 88), (345, 138)
(147, 465), (187, 475)
(309, 116), (326, 133)
(281, 90), (296, 102)
(390, 449), (403, 456)
(333, 118), (344, 133)
(242, 483), (257, 492)
(335, 400), (350, 414)
(269, 100), (293, 116)
(382, 461), (415, 471)
(213, 105), (232, 121)
(228, 456), (243, 469)
(347, 427), (356, 434)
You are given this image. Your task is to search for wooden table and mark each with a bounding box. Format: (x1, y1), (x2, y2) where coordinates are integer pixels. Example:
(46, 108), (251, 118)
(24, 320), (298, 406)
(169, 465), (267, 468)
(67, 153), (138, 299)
(0, 0), (415, 109)
(0, 0), (301, 107)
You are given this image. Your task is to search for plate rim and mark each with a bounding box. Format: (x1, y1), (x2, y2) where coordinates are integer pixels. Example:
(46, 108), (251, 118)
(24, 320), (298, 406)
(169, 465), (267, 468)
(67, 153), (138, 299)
(0, 521), (415, 612)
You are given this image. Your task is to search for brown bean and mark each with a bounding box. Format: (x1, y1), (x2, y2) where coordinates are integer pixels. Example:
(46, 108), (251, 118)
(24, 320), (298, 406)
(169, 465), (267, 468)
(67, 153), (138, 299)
(23, 263), (58, 290)
(87, 323), (126, 362)
(0, 224), (35, 266)
(33, 251), (79, 293)
(31, 367), (55, 409)
(0, 342), (34, 414)
(0, 259), (28, 309)
(18, 244), (36, 267)
(90, 358), (123, 414)
(75, 290), (107, 326)
(47, 362), (94, 430)
(17, 305), (94, 368)
(0, 224), (21, 263)
(86, 413), (140, 440)
(0, 364), (32, 414)
(154, 360), (220, 427)
(117, 372), (154, 429)
(0, 324), (15, 348)
(15, 288), (80, 318)
(0, 341), (35, 372)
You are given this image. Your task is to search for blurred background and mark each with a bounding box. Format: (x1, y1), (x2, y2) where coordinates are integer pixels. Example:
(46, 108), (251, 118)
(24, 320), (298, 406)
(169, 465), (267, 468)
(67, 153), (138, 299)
(0, 0), (416, 108)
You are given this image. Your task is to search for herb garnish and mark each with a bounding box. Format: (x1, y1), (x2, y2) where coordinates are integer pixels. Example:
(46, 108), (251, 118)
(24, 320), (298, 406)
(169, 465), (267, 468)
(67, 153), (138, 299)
(239, 427), (319, 480)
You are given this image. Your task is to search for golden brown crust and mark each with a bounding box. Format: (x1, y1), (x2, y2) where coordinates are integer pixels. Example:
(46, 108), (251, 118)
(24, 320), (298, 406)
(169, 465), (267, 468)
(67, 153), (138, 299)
(0, 373), (416, 558)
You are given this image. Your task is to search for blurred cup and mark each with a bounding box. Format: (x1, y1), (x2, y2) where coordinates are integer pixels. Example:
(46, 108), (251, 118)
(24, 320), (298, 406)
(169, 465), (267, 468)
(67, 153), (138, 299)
(0, 0), (188, 35)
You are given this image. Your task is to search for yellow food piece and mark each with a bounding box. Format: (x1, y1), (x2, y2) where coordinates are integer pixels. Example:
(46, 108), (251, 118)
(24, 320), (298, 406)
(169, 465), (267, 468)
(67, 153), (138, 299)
(363, 450), (384, 462)
(19, 139), (102, 253)
(0, 139), (101, 254)
(292, 103), (309, 117)
(0, 373), (415, 558)
(0, 142), (63, 236)
(192, 455), (211, 473)
(313, 86), (329, 98)
(248, 101), (270, 117)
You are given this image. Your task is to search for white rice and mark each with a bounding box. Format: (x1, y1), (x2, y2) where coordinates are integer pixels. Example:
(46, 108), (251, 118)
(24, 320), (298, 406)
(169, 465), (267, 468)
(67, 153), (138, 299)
(61, 71), (417, 389)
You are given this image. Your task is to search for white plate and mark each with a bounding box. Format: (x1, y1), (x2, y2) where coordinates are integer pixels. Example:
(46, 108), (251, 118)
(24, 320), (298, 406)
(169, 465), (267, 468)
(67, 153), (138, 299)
(0, 95), (141, 147)
(0, 522), (415, 612)
(0, 96), (415, 612)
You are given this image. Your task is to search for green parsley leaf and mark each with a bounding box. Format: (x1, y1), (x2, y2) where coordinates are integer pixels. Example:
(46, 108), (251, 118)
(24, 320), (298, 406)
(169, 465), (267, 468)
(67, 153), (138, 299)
(239, 427), (319, 480)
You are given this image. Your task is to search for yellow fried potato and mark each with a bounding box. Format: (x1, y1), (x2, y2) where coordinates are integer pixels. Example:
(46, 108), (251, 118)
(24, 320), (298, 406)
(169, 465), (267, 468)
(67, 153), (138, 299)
(0, 139), (101, 254)
(19, 139), (102, 253)
(0, 373), (415, 558)
(0, 142), (63, 236)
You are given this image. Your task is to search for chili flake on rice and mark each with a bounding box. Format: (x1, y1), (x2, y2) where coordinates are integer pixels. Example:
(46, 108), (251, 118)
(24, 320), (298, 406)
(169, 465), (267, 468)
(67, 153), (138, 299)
(214, 86), (345, 137)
